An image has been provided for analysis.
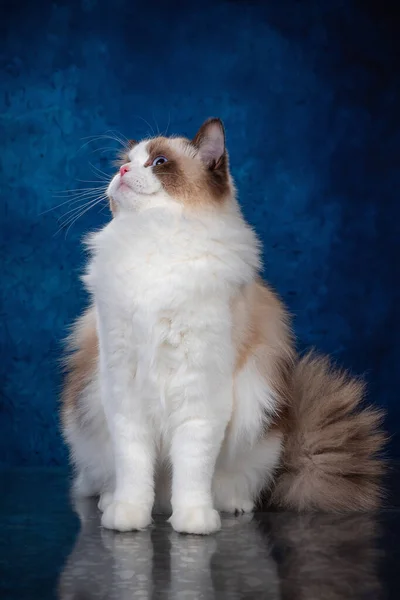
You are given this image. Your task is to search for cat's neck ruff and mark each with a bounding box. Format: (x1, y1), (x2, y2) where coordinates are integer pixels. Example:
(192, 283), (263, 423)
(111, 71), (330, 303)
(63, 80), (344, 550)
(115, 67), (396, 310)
(85, 203), (261, 292)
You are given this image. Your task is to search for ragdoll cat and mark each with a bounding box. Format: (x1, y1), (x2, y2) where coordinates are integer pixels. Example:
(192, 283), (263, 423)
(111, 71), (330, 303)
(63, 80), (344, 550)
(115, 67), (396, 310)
(61, 118), (385, 535)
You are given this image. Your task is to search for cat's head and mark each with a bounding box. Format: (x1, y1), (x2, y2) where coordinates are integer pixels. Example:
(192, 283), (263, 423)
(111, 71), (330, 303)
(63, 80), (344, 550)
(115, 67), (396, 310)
(107, 118), (234, 214)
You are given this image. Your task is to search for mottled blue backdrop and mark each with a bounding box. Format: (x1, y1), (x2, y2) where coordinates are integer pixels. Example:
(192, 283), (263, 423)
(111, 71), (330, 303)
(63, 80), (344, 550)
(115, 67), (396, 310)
(1, 0), (399, 465)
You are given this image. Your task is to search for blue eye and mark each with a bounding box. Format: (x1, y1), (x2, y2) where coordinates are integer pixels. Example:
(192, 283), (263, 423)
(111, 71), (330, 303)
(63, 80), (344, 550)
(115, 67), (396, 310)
(152, 156), (168, 167)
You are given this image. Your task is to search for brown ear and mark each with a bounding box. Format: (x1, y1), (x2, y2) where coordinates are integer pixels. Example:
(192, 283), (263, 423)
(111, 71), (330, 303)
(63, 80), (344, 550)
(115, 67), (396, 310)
(192, 118), (226, 169)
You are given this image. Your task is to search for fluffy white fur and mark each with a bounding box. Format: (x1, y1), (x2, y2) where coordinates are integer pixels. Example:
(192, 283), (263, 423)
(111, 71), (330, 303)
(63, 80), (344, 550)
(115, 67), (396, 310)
(63, 137), (283, 535)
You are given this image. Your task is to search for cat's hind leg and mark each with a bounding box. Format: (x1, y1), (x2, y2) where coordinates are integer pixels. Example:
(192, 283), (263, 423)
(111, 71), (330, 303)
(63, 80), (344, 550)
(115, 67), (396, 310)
(63, 379), (115, 505)
(213, 432), (282, 514)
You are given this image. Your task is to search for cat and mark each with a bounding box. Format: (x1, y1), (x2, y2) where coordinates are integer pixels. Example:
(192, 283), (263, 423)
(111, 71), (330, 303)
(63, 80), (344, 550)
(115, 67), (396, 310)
(61, 118), (386, 535)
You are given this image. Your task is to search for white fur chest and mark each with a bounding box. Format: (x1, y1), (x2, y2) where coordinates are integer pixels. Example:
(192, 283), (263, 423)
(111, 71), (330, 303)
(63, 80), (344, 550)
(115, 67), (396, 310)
(85, 208), (258, 312)
(83, 209), (259, 410)
(85, 211), (236, 317)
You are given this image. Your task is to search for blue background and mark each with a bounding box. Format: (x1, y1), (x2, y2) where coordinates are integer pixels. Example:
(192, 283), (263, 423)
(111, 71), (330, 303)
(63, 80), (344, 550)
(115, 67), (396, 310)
(1, 0), (399, 465)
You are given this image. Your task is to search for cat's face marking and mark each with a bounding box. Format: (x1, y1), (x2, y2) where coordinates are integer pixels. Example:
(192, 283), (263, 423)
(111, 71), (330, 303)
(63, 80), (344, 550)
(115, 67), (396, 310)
(107, 119), (232, 213)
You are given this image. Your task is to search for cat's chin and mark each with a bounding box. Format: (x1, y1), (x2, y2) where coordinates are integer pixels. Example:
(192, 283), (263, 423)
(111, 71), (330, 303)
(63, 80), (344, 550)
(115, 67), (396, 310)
(111, 186), (164, 208)
(118, 182), (133, 192)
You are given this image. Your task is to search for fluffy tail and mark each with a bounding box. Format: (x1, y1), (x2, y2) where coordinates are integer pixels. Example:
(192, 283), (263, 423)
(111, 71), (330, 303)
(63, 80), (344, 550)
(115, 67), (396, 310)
(272, 352), (386, 511)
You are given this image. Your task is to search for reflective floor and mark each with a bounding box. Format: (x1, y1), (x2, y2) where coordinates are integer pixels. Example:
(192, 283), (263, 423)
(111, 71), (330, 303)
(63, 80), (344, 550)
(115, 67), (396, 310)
(0, 469), (399, 599)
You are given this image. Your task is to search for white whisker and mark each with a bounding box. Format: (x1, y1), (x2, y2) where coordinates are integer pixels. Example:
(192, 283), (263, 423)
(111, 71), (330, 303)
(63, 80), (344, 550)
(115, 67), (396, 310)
(98, 204), (110, 216)
(152, 112), (160, 137)
(75, 177), (109, 183)
(41, 195), (98, 215)
(52, 185), (106, 195)
(162, 112), (171, 137)
(58, 197), (104, 225)
(89, 163), (112, 180)
(63, 202), (102, 239)
(41, 187), (107, 215)
(91, 146), (120, 155)
(77, 133), (127, 153)
(56, 195), (107, 237)
(105, 129), (129, 146)
(58, 189), (106, 203)
(133, 115), (155, 138)
(52, 189), (106, 203)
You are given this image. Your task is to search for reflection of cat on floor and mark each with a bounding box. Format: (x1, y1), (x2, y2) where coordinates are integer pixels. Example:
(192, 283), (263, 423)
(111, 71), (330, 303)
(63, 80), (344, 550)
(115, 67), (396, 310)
(58, 500), (280, 599)
(58, 497), (154, 600)
(167, 514), (280, 599)
(268, 513), (383, 600)
(58, 500), (382, 599)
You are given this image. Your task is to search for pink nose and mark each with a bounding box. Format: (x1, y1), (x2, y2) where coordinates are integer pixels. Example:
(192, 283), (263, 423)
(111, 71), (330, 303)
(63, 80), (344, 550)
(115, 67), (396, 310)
(120, 165), (130, 177)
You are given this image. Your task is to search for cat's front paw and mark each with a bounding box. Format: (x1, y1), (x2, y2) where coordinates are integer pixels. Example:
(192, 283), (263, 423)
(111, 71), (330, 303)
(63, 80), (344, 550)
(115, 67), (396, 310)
(101, 501), (152, 532)
(169, 506), (221, 535)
